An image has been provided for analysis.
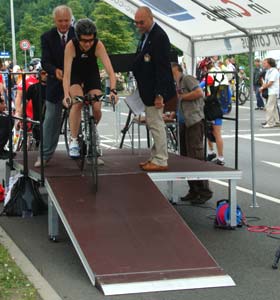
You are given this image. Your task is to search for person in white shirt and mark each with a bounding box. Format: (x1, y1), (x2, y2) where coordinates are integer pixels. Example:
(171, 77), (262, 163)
(259, 58), (280, 128)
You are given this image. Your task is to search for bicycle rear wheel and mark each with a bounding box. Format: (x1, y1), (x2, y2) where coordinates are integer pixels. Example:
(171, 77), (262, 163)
(88, 117), (98, 192)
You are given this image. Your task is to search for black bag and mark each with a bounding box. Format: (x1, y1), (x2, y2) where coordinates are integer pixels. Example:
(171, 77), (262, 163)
(206, 121), (216, 143)
(2, 177), (47, 217)
(262, 88), (268, 99)
(204, 86), (223, 121)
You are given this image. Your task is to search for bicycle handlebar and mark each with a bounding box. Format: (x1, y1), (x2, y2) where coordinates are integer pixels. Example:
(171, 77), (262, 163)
(72, 94), (115, 112)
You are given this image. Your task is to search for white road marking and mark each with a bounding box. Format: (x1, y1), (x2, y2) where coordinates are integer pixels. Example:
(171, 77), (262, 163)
(211, 179), (280, 204)
(262, 161), (280, 168)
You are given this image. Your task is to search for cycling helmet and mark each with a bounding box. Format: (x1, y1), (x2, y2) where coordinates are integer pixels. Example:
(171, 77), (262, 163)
(29, 58), (41, 71)
(75, 18), (97, 40)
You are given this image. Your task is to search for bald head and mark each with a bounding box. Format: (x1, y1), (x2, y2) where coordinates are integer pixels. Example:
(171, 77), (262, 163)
(134, 6), (154, 34)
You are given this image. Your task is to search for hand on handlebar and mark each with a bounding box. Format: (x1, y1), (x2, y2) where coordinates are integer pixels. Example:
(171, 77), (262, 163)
(63, 96), (72, 108)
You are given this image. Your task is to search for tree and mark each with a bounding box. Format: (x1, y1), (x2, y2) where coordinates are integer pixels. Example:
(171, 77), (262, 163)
(67, 0), (86, 21)
(92, 2), (135, 55)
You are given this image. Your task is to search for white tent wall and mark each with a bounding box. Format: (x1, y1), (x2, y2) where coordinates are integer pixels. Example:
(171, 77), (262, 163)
(103, 0), (280, 207)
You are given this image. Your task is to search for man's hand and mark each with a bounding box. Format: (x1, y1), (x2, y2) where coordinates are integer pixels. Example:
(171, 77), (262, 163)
(154, 95), (164, 109)
(55, 68), (63, 81)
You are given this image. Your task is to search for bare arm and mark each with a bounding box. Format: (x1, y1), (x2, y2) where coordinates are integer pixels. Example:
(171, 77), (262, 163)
(95, 41), (118, 102)
(63, 40), (75, 103)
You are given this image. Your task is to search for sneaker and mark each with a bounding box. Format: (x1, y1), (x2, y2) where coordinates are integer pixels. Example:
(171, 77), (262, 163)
(97, 157), (105, 166)
(69, 140), (80, 158)
(262, 124), (274, 128)
(214, 158), (225, 166)
(254, 107), (260, 110)
(261, 121), (267, 126)
(207, 153), (217, 161)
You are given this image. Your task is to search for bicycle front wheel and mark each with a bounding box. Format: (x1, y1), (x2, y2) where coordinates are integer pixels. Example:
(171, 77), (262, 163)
(88, 117), (98, 192)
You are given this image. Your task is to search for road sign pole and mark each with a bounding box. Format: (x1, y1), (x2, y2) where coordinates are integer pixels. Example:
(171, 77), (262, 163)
(24, 50), (27, 70)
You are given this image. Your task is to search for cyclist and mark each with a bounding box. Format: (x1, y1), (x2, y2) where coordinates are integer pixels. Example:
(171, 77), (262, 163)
(63, 18), (118, 159)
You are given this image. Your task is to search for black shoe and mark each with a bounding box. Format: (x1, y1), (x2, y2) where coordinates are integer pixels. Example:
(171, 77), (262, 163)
(260, 107), (264, 110)
(213, 158), (225, 166)
(181, 191), (200, 202)
(255, 107), (260, 110)
(199, 190), (213, 202)
(261, 121), (267, 126)
(207, 153), (217, 161)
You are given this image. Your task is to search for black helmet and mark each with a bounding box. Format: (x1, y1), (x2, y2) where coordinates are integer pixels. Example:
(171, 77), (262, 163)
(75, 18), (97, 40)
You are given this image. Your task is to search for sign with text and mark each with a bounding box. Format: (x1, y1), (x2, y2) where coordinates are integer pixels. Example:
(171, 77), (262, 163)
(19, 39), (30, 51)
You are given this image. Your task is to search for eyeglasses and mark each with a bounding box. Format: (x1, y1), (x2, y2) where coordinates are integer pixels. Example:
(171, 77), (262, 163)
(79, 38), (94, 44)
(134, 20), (145, 26)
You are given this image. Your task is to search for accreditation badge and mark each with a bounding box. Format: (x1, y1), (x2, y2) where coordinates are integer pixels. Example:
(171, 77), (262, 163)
(144, 53), (151, 62)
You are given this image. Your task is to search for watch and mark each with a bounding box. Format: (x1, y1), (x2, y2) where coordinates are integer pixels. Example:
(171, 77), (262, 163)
(110, 88), (118, 95)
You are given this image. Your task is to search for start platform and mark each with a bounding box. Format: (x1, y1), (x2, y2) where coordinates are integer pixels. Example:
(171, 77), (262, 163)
(8, 150), (241, 295)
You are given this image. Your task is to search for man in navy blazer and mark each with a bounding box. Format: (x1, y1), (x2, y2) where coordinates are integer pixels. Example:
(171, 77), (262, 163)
(35, 5), (75, 167)
(133, 6), (176, 171)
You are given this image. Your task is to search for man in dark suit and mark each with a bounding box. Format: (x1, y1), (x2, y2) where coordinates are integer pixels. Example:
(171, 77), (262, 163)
(35, 5), (75, 167)
(133, 6), (176, 171)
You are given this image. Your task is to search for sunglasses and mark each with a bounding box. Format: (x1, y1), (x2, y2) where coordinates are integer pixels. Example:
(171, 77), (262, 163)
(79, 38), (94, 44)
(134, 20), (145, 26)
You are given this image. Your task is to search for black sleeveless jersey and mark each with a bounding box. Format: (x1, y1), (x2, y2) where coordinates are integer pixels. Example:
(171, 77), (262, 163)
(70, 37), (101, 91)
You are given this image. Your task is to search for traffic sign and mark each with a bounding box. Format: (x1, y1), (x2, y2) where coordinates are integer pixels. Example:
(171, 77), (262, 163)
(0, 51), (10, 58)
(19, 39), (31, 51)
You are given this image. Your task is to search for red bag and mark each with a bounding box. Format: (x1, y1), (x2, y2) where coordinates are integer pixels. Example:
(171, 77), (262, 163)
(0, 184), (5, 202)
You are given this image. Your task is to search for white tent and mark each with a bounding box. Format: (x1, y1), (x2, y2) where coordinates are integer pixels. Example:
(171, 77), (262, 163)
(104, 0), (280, 56)
(104, 0), (280, 207)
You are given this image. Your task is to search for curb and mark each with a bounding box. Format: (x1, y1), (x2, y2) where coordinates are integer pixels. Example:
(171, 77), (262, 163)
(0, 226), (62, 300)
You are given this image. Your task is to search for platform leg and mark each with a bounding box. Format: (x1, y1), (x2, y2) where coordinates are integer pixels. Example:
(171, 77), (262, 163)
(48, 198), (59, 242)
(229, 179), (237, 227)
(167, 181), (178, 204)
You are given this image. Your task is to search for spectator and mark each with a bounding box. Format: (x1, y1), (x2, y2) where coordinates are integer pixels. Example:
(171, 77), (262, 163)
(260, 58), (280, 128)
(26, 68), (47, 147)
(132, 6), (176, 171)
(35, 5), (75, 167)
(200, 59), (226, 165)
(0, 93), (14, 159)
(253, 58), (264, 110)
(171, 62), (212, 204)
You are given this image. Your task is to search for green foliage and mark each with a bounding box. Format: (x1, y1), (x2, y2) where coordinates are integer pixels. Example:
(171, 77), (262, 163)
(92, 2), (136, 54)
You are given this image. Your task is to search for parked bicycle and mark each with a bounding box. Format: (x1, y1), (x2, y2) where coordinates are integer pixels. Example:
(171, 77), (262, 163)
(63, 94), (115, 192)
(238, 78), (250, 105)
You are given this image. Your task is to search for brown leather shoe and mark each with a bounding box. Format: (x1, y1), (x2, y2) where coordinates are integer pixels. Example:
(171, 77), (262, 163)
(141, 162), (168, 171)
(139, 160), (150, 167)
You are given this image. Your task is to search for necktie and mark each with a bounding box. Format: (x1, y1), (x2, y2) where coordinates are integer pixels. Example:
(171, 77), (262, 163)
(61, 34), (66, 48)
(138, 34), (145, 52)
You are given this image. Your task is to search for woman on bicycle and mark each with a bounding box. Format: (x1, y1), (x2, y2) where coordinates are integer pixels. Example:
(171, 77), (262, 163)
(63, 18), (118, 159)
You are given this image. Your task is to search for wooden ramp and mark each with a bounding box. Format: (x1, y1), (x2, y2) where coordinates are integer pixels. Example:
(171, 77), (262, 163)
(13, 150), (237, 295)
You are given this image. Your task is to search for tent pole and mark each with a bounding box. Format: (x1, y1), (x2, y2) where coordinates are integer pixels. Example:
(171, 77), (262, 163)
(248, 35), (259, 208)
(191, 41), (195, 76)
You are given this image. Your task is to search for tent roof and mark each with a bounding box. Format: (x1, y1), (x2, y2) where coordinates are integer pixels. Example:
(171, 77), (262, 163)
(104, 0), (280, 56)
